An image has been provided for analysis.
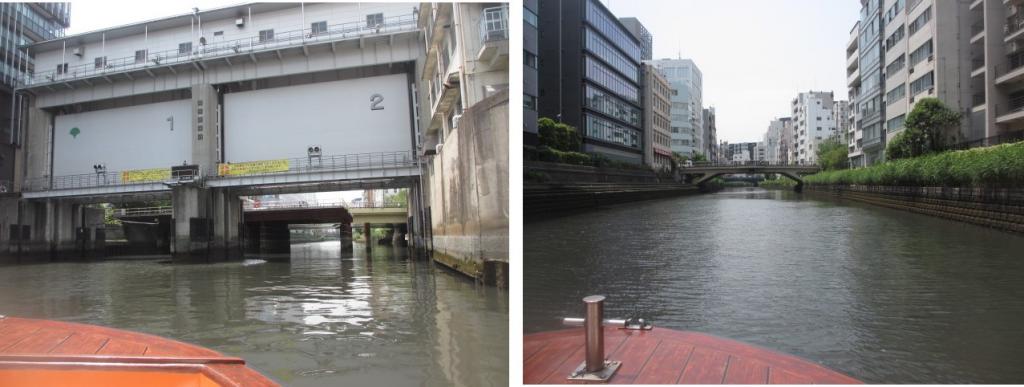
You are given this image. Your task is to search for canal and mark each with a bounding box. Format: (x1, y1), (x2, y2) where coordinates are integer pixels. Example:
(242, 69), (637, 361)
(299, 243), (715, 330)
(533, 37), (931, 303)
(525, 187), (1024, 383)
(0, 242), (508, 387)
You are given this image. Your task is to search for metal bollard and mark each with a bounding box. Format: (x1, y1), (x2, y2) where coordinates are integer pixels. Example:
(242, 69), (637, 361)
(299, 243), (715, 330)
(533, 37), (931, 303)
(583, 295), (605, 372)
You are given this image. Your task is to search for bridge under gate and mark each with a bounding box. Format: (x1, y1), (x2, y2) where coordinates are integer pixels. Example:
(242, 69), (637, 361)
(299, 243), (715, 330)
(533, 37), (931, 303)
(681, 163), (821, 191)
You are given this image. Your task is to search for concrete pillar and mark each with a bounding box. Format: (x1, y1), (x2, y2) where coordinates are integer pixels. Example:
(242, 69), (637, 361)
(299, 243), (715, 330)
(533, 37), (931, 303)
(47, 199), (76, 259)
(258, 221), (290, 255)
(339, 222), (353, 250)
(171, 185), (211, 260)
(211, 189), (242, 260)
(363, 222), (371, 250)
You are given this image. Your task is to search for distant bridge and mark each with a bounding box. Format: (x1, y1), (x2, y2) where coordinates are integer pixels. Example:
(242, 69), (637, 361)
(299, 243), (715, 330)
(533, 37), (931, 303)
(681, 162), (820, 191)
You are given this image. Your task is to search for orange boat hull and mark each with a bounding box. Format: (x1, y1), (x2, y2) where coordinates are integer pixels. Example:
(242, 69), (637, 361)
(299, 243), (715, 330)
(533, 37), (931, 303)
(0, 316), (278, 387)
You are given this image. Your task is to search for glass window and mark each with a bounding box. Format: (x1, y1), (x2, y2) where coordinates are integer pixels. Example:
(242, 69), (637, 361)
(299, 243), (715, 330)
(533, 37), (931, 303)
(366, 13), (384, 28)
(885, 25), (904, 51)
(524, 51), (537, 68)
(886, 114), (906, 132)
(584, 27), (639, 83)
(885, 84), (905, 105)
(885, 54), (905, 79)
(908, 6), (931, 36)
(259, 29), (274, 42)
(584, 85), (641, 127)
(585, 56), (639, 103)
(584, 113), (640, 148)
(135, 50), (147, 64)
(178, 42), (192, 55)
(94, 56), (106, 69)
(311, 21), (327, 35)
(583, 0), (641, 61)
(523, 6), (538, 27)
(909, 39), (933, 67)
(524, 94), (537, 110)
(909, 71), (934, 95)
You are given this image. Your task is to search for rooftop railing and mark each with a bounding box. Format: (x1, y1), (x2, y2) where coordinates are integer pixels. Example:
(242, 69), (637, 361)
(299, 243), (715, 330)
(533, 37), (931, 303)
(243, 199), (406, 211)
(479, 5), (508, 43)
(21, 13), (417, 86)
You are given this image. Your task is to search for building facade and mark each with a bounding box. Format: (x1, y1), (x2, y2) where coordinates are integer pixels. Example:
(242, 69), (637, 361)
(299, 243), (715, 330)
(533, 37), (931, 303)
(847, 20), (865, 166)
(649, 58), (703, 157)
(791, 91), (837, 164)
(642, 63), (672, 170)
(619, 17), (652, 61)
(523, 0), (539, 145)
(537, 0), (645, 164)
(703, 107), (717, 160)
(1, 3), (71, 193)
(764, 117), (788, 164)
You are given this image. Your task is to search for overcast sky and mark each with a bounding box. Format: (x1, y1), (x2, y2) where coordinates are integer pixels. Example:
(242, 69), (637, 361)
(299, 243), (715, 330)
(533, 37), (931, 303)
(66, 1), (242, 35)
(604, 0), (861, 143)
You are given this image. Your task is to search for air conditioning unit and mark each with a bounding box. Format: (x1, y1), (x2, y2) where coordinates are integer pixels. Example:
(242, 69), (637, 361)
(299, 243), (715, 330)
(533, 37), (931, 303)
(909, 67), (915, 74)
(235, 17), (245, 27)
(1009, 42), (1021, 53)
(928, 54), (934, 62)
(435, 144), (444, 154)
(451, 113), (462, 129)
(71, 47), (83, 57)
(928, 87), (934, 94)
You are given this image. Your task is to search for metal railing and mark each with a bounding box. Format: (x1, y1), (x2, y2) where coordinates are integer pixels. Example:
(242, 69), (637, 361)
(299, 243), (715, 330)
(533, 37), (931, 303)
(1007, 16), (1024, 36)
(685, 161), (820, 168)
(479, 5), (508, 43)
(22, 13), (418, 86)
(209, 150), (416, 180)
(114, 206), (172, 217)
(22, 151), (416, 192)
(243, 199), (406, 211)
(947, 131), (1024, 151)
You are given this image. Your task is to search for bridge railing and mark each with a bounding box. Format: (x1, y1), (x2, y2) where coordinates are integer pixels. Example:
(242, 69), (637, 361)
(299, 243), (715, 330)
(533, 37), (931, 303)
(686, 161), (820, 168)
(22, 151), (417, 192)
(243, 199), (406, 211)
(113, 206), (173, 217)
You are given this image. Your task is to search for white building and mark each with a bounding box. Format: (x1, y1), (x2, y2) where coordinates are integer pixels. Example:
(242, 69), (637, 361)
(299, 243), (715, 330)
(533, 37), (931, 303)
(650, 58), (703, 157)
(791, 91), (837, 164)
(764, 117), (788, 164)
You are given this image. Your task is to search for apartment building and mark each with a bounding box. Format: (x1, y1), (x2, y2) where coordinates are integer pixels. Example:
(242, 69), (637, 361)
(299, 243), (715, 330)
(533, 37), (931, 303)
(703, 107), (717, 160)
(524, 0), (539, 145)
(642, 63), (673, 170)
(650, 58), (703, 157)
(855, 0), (886, 166)
(537, 0), (645, 164)
(792, 91), (837, 164)
(764, 117), (788, 164)
(1, 3), (71, 193)
(834, 100), (850, 140)
(847, 20), (865, 166)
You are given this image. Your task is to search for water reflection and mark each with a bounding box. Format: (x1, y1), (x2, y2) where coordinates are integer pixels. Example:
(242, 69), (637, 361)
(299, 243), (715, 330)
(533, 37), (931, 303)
(0, 241), (508, 387)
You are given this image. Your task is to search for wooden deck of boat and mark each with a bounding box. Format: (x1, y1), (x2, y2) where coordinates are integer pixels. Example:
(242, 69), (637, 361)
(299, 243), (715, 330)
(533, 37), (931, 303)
(0, 316), (277, 386)
(524, 327), (861, 384)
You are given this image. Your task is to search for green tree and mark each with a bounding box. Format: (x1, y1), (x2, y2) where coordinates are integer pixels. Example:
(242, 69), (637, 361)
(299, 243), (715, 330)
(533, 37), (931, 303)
(385, 189), (408, 207)
(692, 153), (708, 162)
(537, 117), (582, 152)
(816, 137), (849, 170)
(891, 97), (961, 160)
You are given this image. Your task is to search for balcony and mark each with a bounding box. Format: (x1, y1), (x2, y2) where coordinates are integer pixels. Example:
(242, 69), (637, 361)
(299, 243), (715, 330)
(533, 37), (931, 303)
(972, 59), (986, 77)
(847, 67), (861, 88)
(19, 13), (418, 89)
(971, 22), (985, 43)
(996, 51), (1024, 85)
(477, 5), (509, 68)
(973, 93), (987, 111)
(1006, 16), (1024, 42)
(996, 91), (1024, 123)
(847, 48), (859, 71)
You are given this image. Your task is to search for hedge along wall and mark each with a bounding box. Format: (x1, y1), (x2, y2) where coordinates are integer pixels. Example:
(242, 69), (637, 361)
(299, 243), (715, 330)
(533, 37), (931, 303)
(804, 141), (1024, 188)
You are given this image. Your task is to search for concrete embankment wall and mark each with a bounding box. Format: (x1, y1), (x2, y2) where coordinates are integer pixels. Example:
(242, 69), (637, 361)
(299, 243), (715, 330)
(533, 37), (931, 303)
(526, 182), (700, 219)
(807, 185), (1024, 233)
(525, 161), (662, 183)
(425, 91), (508, 288)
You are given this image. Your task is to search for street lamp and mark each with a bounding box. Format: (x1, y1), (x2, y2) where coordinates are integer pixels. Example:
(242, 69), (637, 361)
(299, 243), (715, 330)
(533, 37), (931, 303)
(93, 163), (107, 185)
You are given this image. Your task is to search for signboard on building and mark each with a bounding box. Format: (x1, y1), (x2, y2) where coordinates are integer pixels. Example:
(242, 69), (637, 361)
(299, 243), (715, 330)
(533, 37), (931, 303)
(217, 159), (290, 176)
(121, 168), (171, 183)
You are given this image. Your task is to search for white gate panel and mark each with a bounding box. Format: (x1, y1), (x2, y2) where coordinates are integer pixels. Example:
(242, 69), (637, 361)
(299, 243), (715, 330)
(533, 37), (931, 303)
(224, 73), (412, 162)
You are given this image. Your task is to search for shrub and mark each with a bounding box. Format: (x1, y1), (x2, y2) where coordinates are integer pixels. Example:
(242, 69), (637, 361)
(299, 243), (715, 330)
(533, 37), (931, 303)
(538, 117), (582, 152)
(804, 140), (1024, 188)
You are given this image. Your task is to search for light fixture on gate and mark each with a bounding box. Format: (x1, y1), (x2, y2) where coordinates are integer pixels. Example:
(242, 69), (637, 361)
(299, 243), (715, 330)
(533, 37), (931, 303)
(308, 145), (322, 167)
(94, 163), (108, 185)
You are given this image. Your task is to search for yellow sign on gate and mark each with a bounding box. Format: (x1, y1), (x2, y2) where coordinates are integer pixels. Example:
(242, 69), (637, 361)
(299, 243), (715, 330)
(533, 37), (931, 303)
(121, 168), (171, 183)
(217, 159), (290, 176)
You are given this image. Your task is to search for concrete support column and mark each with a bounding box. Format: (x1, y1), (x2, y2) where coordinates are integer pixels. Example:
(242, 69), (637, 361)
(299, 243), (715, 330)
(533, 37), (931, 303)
(363, 222), (371, 250)
(258, 221), (290, 255)
(339, 222), (353, 250)
(211, 189), (242, 260)
(47, 199), (76, 258)
(171, 185), (211, 260)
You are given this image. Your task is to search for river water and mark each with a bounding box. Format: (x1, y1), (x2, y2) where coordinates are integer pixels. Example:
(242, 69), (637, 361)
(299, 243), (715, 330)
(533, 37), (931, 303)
(0, 242), (508, 387)
(524, 187), (1024, 383)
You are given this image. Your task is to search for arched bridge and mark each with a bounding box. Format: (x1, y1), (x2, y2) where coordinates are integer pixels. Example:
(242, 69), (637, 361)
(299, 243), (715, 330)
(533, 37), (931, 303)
(682, 162), (820, 191)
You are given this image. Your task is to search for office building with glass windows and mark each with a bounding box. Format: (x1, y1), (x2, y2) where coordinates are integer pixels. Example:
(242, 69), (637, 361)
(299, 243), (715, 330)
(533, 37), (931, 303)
(536, 0), (645, 164)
